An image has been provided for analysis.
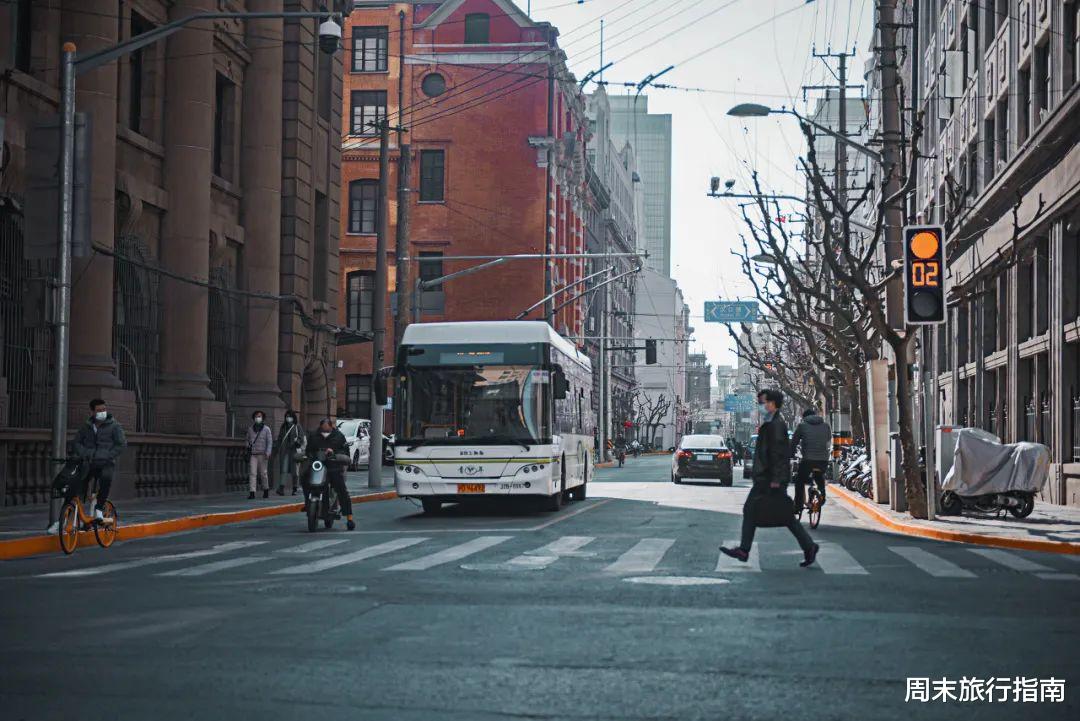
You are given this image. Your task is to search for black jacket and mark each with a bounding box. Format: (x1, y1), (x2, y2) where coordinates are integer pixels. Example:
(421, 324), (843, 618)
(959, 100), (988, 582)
(752, 412), (789, 489)
(73, 415), (127, 465)
(790, 414), (832, 461)
(306, 429), (348, 459)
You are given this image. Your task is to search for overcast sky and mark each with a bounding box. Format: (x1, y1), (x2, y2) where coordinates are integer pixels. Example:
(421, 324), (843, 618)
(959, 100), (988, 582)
(529, 0), (874, 370)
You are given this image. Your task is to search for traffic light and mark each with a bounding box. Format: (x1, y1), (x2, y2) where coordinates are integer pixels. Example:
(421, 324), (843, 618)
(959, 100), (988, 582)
(903, 225), (946, 324)
(645, 339), (657, 365)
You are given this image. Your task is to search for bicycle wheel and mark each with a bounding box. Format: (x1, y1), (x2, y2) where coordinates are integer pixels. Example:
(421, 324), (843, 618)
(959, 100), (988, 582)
(808, 497), (821, 529)
(93, 501), (119, 548)
(58, 502), (80, 555)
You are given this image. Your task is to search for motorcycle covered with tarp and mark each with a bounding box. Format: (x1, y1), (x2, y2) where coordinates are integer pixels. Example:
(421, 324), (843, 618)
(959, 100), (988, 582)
(940, 428), (1049, 518)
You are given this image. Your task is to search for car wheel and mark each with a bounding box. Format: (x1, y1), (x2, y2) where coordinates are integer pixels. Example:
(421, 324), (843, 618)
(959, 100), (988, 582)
(720, 477), (733, 487)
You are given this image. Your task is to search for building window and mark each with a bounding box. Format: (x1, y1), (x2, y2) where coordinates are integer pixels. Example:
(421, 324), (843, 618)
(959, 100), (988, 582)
(213, 74), (236, 181)
(417, 251), (445, 315)
(464, 13), (490, 44)
(1017, 66), (1030, 145)
(1066, 2), (1079, 90)
(313, 192), (329, 302)
(346, 374), (372, 419)
(346, 271), (375, 332)
(1033, 42), (1050, 125)
(994, 99), (1008, 170)
(348, 180), (379, 235)
(419, 251), (444, 287)
(350, 90), (386, 136)
(983, 117), (996, 181)
(128, 12), (153, 134)
(10, 0), (32, 72)
(421, 72), (447, 97)
(419, 150), (445, 202)
(352, 26), (388, 72)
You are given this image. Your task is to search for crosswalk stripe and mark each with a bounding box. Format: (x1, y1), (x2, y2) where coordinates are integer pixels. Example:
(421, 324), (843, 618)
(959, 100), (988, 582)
(384, 536), (512, 571)
(272, 537), (427, 575)
(278, 539), (350, 554)
(505, 536), (595, 569)
(815, 542), (869, 575)
(890, 546), (976, 578)
(715, 540), (760, 572)
(1035, 572), (1080, 581)
(604, 538), (675, 574)
(968, 548), (1054, 573)
(39, 541), (268, 578)
(158, 556), (272, 577)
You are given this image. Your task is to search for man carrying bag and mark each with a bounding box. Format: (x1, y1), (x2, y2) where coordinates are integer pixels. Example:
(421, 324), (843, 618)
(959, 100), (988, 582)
(720, 389), (819, 568)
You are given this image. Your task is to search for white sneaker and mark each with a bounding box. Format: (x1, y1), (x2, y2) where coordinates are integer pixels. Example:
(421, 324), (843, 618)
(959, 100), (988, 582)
(46, 521), (60, 535)
(93, 508), (105, 523)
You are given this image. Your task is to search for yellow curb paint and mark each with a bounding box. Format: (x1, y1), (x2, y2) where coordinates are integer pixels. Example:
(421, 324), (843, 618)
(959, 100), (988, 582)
(829, 483), (1080, 556)
(0, 491), (398, 561)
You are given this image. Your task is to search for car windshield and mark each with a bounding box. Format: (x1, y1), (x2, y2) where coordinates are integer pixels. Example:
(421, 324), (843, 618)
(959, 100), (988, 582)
(401, 365), (549, 444)
(337, 420), (366, 439)
(680, 436), (726, 450)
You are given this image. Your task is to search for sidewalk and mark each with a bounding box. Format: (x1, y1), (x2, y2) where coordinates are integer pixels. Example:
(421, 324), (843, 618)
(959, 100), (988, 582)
(830, 483), (1080, 555)
(0, 469), (398, 559)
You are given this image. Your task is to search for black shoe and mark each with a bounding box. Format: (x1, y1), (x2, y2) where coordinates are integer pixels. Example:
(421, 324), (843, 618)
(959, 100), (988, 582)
(262, 489), (269, 499)
(346, 519), (356, 531)
(291, 487), (298, 496)
(276, 486), (285, 496)
(719, 546), (749, 563)
(800, 543), (820, 568)
(248, 491), (256, 500)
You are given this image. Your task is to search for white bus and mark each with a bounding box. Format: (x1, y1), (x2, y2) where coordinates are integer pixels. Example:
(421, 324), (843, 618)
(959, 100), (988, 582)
(388, 321), (595, 513)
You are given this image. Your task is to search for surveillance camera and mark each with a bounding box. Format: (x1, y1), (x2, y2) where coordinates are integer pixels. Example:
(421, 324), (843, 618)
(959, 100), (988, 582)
(319, 18), (342, 54)
(724, 179), (736, 190)
(710, 177), (720, 193)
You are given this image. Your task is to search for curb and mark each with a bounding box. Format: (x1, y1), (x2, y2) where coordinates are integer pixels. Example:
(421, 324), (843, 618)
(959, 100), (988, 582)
(0, 491), (398, 561)
(829, 483), (1080, 556)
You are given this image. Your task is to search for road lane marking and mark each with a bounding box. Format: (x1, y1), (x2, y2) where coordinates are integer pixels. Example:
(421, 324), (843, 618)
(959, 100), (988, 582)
(498, 535), (597, 570)
(383, 536), (511, 571)
(968, 548), (1054, 572)
(890, 546), (976, 578)
(158, 556), (272, 577)
(604, 538), (675, 574)
(277, 539), (350, 554)
(815, 542), (869, 575)
(38, 541), (268, 578)
(715, 540), (760, 572)
(272, 537), (427, 575)
(1035, 572), (1080, 581)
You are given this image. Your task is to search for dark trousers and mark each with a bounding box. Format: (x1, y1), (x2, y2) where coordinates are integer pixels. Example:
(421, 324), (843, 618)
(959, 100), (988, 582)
(64, 462), (114, 510)
(304, 470), (352, 516)
(794, 459), (828, 509)
(739, 487), (815, 553)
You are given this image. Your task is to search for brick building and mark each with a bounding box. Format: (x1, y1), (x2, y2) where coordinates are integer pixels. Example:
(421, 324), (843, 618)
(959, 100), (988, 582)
(337, 0), (590, 421)
(0, 0), (345, 505)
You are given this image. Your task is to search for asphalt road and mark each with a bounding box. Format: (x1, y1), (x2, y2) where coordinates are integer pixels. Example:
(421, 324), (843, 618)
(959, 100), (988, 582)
(2, 455), (1077, 721)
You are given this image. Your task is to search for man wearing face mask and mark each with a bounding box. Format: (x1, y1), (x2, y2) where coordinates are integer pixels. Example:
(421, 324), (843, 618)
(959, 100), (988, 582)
(274, 410), (306, 496)
(58, 399), (127, 528)
(305, 418), (355, 530)
(246, 410), (274, 499)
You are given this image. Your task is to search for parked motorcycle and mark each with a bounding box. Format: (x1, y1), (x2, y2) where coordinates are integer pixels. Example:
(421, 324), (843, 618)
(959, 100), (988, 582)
(939, 489), (1035, 518)
(302, 449), (349, 532)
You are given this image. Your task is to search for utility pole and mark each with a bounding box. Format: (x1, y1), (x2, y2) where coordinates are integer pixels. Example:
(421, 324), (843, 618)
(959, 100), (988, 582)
(803, 48), (859, 214)
(395, 145), (411, 343)
(368, 119), (391, 488)
(877, 1), (905, 330)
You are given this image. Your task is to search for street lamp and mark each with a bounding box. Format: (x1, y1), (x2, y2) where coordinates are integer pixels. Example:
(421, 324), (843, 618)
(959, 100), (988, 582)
(727, 102), (882, 166)
(750, 253), (778, 265)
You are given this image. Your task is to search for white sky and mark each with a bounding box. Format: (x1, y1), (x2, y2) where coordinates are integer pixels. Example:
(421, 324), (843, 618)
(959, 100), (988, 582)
(529, 0), (875, 369)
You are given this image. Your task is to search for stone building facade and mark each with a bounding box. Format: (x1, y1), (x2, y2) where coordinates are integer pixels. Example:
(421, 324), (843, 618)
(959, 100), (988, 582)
(0, 0), (344, 505)
(899, 0), (1080, 505)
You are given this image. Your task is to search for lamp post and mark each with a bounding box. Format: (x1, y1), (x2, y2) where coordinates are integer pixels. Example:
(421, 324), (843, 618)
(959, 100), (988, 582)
(727, 102), (882, 166)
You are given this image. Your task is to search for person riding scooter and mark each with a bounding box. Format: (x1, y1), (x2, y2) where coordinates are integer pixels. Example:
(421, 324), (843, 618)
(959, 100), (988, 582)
(304, 419), (355, 531)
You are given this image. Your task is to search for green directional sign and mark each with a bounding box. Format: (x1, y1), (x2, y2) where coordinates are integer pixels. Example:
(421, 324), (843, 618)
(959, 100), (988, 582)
(704, 301), (759, 323)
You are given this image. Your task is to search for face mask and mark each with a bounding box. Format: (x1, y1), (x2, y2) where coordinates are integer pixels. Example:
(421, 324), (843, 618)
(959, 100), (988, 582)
(254, 416), (263, 425)
(94, 411), (107, 422)
(285, 417), (294, 425)
(758, 404), (767, 415)
(320, 431), (331, 438)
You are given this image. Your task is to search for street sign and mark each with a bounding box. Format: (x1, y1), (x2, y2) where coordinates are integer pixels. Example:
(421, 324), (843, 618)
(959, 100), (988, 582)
(704, 301), (760, 323)
(724, 394), (756, 412)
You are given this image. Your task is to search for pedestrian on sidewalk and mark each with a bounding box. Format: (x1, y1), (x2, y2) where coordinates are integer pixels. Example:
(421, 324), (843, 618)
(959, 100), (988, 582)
(274, 410), (306, 496)
(721, 389), (819, 567)
(246, 410), (274, 499)
(790, 408), (832, 512)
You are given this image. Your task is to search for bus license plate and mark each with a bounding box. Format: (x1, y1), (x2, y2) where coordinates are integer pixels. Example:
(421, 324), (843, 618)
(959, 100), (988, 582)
(457, 483), (485, 494)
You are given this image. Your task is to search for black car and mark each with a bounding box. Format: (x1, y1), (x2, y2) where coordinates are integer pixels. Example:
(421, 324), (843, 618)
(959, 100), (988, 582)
(671, 435), (734, 486)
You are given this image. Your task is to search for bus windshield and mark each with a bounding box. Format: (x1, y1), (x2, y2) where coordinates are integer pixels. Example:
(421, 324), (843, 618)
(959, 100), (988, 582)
(400, 364), (550, 445)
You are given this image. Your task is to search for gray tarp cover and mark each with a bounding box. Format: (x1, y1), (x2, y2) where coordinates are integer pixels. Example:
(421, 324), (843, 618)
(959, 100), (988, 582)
(942, 428), (1050, 495)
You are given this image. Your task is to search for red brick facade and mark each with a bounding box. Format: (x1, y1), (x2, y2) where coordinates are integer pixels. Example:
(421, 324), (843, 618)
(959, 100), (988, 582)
(336, 0), (589, 419)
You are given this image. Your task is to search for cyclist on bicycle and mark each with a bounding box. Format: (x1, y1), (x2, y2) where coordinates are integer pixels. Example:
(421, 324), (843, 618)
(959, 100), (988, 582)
(790, 408), (831, 513)
(47, 398), (126, 533)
